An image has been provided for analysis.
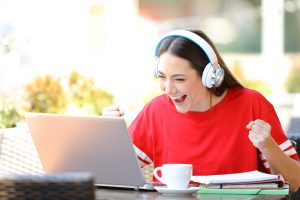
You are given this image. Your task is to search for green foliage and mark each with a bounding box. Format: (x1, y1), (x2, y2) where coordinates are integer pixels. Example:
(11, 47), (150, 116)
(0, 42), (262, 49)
(68, 71), (114, 115)
(24, 70), (114, 116)
(244, 79), (272, 96)
(1, 71), (114, 128)
(285, 60), (300, 93)
(0, 98), (22, 128)
(231, 61), (272, 96)
(25, 75), (67, 113)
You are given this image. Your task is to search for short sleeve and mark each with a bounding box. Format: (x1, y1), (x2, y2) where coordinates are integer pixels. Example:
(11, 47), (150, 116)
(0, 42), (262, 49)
(128, 105), (153, 165)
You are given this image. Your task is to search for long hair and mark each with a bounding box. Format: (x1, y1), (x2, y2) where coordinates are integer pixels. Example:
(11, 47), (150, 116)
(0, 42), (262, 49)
(157, 30), (243, 96)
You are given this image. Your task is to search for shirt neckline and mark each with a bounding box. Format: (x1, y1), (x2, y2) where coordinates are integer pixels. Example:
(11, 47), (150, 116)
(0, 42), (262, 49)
(166, 88), (236, 117)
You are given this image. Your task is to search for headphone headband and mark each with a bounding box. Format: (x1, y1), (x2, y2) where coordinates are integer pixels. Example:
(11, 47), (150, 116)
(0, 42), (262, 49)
(154, 30), (224, 88)
(154, 30), (218, 67)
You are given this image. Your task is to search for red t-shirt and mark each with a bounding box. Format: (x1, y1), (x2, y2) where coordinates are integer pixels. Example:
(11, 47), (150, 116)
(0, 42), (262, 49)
(129, 88), (299, 177)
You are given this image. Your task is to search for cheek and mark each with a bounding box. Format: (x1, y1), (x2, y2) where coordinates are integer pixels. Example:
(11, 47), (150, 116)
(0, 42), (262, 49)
(159, 81), (166, 91)
(182, 83), (198, 97)
(177, 84), (190, 94)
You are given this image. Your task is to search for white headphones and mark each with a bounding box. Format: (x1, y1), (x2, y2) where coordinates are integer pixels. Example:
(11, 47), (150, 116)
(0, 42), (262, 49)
(154, 30), (225, 88)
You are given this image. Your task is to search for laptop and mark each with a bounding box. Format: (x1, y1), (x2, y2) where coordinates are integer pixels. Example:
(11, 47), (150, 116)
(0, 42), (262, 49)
(25, 112), (157, 190)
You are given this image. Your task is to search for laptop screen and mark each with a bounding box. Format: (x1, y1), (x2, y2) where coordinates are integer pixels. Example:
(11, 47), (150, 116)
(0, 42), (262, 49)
(25, 112), (146, 188)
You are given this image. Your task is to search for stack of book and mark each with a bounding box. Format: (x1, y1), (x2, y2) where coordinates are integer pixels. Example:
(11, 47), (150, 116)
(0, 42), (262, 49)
(191, 170), (289, 195)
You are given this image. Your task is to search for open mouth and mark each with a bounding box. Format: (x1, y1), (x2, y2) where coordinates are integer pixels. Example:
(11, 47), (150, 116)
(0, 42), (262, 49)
(172, 95), (187, 103)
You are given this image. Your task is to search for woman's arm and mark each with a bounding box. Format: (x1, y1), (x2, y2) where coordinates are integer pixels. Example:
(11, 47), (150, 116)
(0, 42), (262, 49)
(247, 119), (300, 192)
(260, 136), (300, 192)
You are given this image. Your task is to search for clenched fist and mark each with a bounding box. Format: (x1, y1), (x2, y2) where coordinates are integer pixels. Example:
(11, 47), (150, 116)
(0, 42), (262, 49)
(246, 119), (271, 150)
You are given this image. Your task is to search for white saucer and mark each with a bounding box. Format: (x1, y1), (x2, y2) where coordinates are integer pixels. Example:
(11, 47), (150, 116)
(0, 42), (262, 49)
(154, 186), (199, 195)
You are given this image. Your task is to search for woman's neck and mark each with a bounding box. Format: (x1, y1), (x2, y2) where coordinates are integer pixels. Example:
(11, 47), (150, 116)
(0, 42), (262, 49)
(192, 89), (228, 112)
(211, 89), (228, 108)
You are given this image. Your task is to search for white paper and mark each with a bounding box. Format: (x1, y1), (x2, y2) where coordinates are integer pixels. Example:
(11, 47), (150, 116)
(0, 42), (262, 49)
(191, 170), (279, 184)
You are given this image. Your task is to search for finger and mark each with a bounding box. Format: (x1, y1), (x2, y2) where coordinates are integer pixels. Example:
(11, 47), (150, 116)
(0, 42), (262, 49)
(248, 133), (257, 143)
(255, 120), (271, 132)
(246, 121), (254, 129)
(254, 119), (268, 128)
(103, 105), (120, 112)
(119, 109), (125, 116)
(251, 124), (265, 133)
(248, 133), (264, 145)
(102, 110), (122, 117)
(249, 130), (261, 140)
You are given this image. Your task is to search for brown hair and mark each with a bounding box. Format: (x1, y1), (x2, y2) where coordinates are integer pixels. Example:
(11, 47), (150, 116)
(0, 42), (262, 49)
(157, 30), (243, 96)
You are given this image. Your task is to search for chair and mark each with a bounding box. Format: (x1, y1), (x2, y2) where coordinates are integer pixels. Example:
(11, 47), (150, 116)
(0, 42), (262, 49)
(288, 136), (300, 157)
(0, 172), (95, 200)
(0, 127), (95, 199)
(290, 186), (300, 200)
(287, 117), (300, 157)
(142, 163), (154, 182)
(0, 127), (43, 175)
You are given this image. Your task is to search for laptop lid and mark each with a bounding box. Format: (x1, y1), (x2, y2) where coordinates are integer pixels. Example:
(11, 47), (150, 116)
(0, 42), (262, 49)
(25, 112), (146, 188)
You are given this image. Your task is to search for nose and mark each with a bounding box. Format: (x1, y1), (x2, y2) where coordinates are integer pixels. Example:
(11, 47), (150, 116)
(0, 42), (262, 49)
(164, 80), (176, 94)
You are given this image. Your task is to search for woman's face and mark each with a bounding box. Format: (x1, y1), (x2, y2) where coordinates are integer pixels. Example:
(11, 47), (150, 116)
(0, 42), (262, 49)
(157, 52), (207, 113)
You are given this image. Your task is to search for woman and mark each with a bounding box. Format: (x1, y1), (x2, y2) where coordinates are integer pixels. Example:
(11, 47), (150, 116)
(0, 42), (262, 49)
(103, 30), (300, 192)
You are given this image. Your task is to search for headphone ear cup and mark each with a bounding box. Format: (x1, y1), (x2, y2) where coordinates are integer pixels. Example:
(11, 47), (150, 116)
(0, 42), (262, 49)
(202, 64), (225, 88)
(214, 65), (225, 87)
(202, 63), (214, 88)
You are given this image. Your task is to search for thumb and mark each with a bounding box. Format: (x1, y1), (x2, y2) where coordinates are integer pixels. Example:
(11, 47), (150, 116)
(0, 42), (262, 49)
(246, 121), (254, 129)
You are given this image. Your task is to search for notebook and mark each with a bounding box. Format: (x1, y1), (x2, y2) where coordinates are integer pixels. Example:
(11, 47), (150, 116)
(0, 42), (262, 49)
(25, 112), (155, 190)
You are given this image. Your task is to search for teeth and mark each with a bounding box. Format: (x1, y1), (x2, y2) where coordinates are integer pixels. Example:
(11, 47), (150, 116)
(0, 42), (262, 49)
(170, 96), (183, 100)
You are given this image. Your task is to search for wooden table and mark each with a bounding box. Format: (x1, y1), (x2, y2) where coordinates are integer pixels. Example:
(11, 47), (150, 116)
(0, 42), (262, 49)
(95, 187), (289, 200)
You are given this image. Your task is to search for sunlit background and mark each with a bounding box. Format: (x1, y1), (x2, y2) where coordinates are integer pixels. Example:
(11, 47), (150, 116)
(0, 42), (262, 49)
(1, 0), (300, 131)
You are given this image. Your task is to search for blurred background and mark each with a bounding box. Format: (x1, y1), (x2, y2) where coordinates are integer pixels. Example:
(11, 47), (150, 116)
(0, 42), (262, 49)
(0, 0), (300, 133)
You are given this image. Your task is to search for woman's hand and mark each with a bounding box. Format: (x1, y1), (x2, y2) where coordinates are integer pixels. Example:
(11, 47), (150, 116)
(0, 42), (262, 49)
(246, 119), (271, 150)
(102, 105), (125, 117)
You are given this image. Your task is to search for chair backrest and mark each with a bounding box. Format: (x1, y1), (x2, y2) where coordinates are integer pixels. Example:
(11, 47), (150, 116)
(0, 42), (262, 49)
(289, 137), (300, 157)
(287, 117), (300, 157)
(0, 128), (95, 199)
(0, 127), (43, 175)
(290, 185), (300, 200)
(291, 140), (297, 149)
(0, 172), (95, 200)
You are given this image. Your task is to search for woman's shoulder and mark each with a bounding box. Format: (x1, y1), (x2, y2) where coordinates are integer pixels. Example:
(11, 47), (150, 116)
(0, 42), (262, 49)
(142, 94), (171, 110)
(136, 94), (174, 119)
(229, 87), (266, 99)
(228, 87), (272, 107)
(147, 94), (169, 105)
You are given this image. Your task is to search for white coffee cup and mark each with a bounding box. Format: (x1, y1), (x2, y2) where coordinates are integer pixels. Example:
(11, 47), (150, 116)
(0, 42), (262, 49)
(153, 164), (192, 189)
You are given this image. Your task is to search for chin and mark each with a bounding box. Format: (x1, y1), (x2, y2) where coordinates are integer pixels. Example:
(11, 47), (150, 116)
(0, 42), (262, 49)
(175, 106), (189, 113)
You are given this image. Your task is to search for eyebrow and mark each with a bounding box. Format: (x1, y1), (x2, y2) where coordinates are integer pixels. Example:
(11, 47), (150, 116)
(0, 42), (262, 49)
(158, 71), (186, 78)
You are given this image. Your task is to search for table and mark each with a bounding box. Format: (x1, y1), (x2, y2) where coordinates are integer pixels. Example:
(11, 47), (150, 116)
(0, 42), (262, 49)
(95, 188), (289, 200)
(0, 128), (294, 200)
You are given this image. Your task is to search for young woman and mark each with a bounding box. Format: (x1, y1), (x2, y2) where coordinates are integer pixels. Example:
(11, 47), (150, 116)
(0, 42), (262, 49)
(103, 30), (300, 192)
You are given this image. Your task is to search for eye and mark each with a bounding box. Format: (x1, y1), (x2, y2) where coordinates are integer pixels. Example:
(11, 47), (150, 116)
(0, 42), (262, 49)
(175, 78), (185, 82)
(158, 74), (166, 79)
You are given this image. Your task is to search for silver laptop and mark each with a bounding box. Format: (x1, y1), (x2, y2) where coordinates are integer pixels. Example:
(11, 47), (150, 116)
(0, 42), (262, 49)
(25, 112), (155, 190)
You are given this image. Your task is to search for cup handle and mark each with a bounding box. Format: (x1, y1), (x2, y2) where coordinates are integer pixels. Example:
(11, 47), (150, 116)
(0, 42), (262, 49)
(153, 166), (164, 184)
